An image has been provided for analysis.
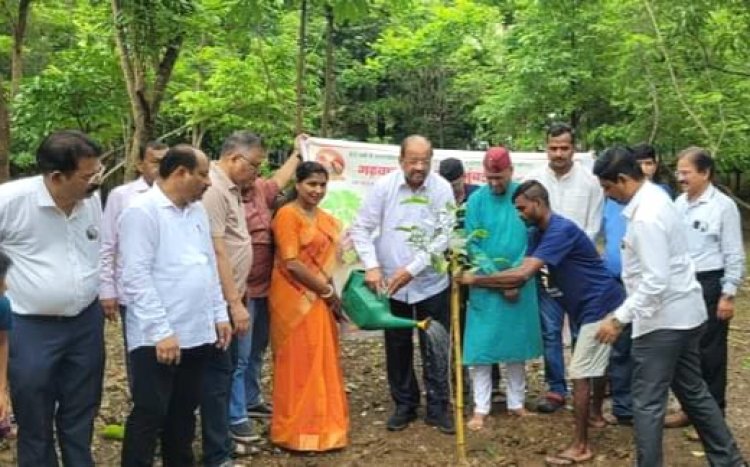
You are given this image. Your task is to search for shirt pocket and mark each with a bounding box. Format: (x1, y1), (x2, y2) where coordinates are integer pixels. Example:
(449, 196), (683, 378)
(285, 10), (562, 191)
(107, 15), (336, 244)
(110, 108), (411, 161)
(685, 216), (720, 252)
(558, 189), (588, 220)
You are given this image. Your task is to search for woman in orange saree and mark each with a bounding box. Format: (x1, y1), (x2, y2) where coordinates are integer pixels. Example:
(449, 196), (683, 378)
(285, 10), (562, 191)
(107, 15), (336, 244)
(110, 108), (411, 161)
(268, 161), (349, 452)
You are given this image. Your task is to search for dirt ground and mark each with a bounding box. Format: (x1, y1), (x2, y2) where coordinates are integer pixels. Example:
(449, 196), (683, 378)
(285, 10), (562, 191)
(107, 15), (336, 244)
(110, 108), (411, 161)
(1, 291), (749, 466)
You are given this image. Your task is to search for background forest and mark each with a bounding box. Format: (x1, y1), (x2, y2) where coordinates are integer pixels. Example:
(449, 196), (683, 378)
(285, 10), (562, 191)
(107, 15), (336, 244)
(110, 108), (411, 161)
(1, 0), (749, 192)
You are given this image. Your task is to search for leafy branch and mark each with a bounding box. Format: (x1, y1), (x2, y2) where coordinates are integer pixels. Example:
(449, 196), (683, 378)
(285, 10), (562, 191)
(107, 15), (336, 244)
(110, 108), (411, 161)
(397, 196), (489, 275)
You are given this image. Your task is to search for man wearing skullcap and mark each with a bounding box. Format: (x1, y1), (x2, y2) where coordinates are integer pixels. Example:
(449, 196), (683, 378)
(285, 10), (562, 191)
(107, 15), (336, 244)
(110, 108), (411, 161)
(461, 147), (542, 430)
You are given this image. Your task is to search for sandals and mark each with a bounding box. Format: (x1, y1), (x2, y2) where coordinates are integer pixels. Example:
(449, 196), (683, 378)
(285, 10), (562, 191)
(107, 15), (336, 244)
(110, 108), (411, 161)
(545, 448), (593, 465)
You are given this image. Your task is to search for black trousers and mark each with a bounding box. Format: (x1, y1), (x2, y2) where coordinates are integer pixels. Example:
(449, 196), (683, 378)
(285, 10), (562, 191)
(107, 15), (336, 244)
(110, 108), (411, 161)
(631, 325), (743, 467)
(121, 345), (209, 467)
(200, 343), (235, 467)
(10, 300), (105, 467)
(386, 287), (450, 414)
(697, 269), (728, 411)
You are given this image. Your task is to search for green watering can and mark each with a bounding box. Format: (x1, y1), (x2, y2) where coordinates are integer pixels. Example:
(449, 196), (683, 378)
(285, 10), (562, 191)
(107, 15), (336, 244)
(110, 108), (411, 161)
(341, 270), (430, 331)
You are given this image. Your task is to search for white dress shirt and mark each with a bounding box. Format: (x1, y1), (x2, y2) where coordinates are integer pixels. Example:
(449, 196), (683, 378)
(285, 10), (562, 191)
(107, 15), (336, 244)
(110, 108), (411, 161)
(99, 176), (150, 303)
(349, 170), (454, 304)
(0, 175), (102, 316)
(675, 184), (745, 296)
(614, 182), (707, 338)
(119, 184), (228, 350)
(524, 162), (604, 241)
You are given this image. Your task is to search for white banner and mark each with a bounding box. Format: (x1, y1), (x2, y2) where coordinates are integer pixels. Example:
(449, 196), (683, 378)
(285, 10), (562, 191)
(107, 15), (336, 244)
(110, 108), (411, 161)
(302, 137), (594, 228)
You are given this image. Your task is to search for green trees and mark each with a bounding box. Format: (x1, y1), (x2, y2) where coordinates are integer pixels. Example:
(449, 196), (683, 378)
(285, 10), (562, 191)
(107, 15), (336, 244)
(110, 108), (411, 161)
(2, 0), (750, 182)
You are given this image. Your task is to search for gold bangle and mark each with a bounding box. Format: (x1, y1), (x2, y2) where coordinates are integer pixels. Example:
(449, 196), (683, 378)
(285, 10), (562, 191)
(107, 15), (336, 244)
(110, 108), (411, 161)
(320, 285), (335, 299)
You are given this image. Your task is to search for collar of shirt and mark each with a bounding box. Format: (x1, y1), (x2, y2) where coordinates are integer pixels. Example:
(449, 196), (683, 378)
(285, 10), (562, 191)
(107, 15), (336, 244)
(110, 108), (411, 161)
(687, 183), (716, 207)
(545, 162), (578, 182)
(35, 175), (90, 218)
(36, 176), (58, 208)
(396, 170), (431, 193)
(132, 176), (151, 194)
(210, 162), (239, 195)
(152, 182), (200, 216)
(622, 181), (652, 220)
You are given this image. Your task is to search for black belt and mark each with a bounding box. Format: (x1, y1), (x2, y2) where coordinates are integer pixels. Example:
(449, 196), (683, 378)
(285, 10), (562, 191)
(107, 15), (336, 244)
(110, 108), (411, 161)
(13, 298), (99, 322)
(696, 269), (724, 281)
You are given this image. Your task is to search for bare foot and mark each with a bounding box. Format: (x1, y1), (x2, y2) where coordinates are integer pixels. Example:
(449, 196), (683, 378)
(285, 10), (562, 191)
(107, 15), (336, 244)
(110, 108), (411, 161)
(588, 416), (607, 428)
(545, 445), (593, 465)
(467, 413), (486, 431)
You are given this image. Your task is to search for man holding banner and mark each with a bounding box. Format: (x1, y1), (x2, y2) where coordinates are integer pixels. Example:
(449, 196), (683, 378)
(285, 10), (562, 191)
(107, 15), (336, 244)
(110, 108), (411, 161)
(349, 135), (455, 435)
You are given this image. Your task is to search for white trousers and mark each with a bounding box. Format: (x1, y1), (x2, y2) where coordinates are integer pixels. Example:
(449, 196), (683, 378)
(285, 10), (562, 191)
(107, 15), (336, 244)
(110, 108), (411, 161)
(470, 362), (526, 414)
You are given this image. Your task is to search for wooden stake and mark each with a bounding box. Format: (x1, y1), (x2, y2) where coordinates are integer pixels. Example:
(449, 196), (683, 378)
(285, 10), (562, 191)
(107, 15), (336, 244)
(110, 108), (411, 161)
(451, 257), (468, 464)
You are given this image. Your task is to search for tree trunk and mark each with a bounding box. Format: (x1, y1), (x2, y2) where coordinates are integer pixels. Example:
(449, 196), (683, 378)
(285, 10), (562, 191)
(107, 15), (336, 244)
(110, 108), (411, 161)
(11, 0), (32, 97)
(321, 4), (335, 137)
(295, 0), (308, 134)
(0, 78), (11, 182)
(111, 0), (182, 180)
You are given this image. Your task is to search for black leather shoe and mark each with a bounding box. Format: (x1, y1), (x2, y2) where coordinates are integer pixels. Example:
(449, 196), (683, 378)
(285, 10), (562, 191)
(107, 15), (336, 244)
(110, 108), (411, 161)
(386, 407), (417, 431)
(425, 411), (455, 435)
(536, 392), (565, 413)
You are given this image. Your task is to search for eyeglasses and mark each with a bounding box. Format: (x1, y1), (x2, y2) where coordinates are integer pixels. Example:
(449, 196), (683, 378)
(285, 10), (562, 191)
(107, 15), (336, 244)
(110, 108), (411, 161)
(237, 153), (261, 172)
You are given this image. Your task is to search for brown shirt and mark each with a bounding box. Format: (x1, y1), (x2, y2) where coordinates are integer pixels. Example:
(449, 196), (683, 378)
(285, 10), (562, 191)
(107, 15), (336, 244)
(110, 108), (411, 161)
(244, 178), (280, 297)
(203, 163), (253, 297)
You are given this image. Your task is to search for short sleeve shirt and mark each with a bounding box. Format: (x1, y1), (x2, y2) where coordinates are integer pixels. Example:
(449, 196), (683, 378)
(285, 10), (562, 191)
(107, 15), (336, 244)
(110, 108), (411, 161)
(529, 214), (625, 327)
(0, 296), (12, 330)
(202, 164), (253, 296)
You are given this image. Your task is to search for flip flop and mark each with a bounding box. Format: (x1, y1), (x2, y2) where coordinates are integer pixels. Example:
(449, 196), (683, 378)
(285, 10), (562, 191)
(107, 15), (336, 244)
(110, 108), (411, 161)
(545, 451), (593, 465)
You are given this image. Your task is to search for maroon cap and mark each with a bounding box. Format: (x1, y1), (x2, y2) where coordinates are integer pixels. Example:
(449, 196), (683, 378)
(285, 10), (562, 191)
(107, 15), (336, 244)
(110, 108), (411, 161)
(483, 147), (511, 173)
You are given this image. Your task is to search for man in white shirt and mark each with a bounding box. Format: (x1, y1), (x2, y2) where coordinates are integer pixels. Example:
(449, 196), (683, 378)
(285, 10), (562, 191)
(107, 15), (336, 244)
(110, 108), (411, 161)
(350, 135), (455, 434)
(119, 145), (232, 467)
(594, 146), (745, 467)
(524, 122), (604, 413)
(665, 147), (746, 428)
(0, 130), (105, 467)
(99, 141), (168, 393)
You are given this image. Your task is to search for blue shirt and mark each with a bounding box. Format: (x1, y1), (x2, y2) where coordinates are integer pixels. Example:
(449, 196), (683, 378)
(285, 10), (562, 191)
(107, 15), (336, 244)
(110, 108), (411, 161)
(529, 214), (625, 327)
(601, 184), (673, 279)
(602, 199), (626, 278)
(0, 296), (12, 331)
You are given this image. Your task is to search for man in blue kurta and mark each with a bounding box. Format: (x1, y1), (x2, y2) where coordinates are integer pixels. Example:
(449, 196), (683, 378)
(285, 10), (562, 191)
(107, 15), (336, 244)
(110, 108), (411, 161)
(462, 147), (542, 430)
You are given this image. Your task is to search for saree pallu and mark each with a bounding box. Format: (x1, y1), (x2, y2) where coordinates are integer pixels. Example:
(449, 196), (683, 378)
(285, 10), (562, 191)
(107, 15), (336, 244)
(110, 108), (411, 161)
(269, 204), (348, 451)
